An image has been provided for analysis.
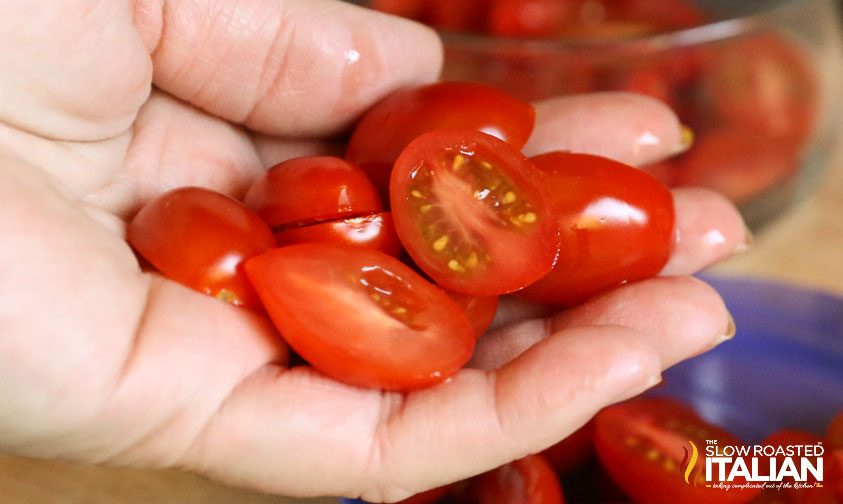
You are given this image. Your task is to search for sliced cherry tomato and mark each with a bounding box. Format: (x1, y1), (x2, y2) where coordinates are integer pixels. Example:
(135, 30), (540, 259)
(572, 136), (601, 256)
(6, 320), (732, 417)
(674, 127), (800, 204)
(347, 82), (535, 198)
(244, 244), (474, 390)
(244, 156), (382, 230)
(542, 421), (595, 474)
(488, 0), (580, 38)
(273, 212), (402, 257)
(390, 129), (559, 296)
(594, 397), (761, 504)
(826, 412), (843, 502)
(519, 152), (674, 305)
(468, 454), (565, 504)
(127, 187), (276, 309)
(704, 34), (818, 142)
(445, 291), (499, 338)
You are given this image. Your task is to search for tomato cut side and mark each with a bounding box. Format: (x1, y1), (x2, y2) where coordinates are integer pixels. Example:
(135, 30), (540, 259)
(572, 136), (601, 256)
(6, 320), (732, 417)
(127, 187), (276, 309)
(244, 244), (475, 390)
(594, 397), (761, 504)
(347, 82), (535, 197)
(273, 212), (402, 257)
(244, 156), (382, 229)
(390, 129), (559, 296)
(519, 152), (674, 305)
(469, 455), (565, 504)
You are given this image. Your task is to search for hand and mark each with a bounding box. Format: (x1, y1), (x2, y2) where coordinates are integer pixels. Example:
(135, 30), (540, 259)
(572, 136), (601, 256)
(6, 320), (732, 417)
(0, 0), (748, 501)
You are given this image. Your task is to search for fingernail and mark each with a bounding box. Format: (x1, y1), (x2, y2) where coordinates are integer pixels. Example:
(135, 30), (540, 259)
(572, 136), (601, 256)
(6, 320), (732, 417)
(708, 311), (736, 350)
(733, 225), (754, 254)
(671, 125), (694, 156)
(616, 374), (663, 402)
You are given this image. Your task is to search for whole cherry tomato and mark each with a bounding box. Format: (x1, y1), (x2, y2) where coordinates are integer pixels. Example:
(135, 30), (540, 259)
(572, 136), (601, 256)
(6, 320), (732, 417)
(244, 243), (475, 390)
(127, 187), (276, 309)
(273, 212), (402, 257)
(488, 0), (580, 38)
(244, 156), (382, 230)
(390, 129), (559, 296)
(468, 454), (565, 504)
(519, 152), (674, 306)
(347, 82), (535, 198)
(429, 0), (491, 31)
(594, 397), (761, 504)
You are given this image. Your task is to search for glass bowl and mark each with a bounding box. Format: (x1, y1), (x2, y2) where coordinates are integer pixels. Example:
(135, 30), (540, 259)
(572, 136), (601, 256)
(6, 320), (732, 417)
(361, 0), (843, 228)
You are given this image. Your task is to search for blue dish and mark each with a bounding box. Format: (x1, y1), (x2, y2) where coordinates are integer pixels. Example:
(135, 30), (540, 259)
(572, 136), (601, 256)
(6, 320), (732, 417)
(340, 275), (843, 504)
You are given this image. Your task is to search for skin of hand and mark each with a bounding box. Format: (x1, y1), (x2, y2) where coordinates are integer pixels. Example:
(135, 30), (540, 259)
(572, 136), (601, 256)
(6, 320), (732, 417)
(0, 0), (748, 502)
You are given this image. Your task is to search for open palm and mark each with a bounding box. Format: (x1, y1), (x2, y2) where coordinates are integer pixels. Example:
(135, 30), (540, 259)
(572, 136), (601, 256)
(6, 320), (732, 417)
(0, 0), (747, 501)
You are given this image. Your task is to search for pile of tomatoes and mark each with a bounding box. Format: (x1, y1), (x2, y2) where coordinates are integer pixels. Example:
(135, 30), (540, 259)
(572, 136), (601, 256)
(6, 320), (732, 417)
(370, 0), (821, 218)
(128, 81), (674, 391)
(388, 399), (843, 504)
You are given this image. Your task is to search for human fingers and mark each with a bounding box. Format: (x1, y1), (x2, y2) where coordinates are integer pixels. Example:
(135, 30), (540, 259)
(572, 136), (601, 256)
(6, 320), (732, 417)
(526, 92), (689, 166)
(474, 276), (732, 371)
(176, 326), (661, 501)
(135, 0), (442, 137)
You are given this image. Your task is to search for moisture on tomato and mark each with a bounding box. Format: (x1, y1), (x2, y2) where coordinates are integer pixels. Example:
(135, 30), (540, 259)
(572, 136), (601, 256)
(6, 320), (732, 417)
(273, 212), (402, 257)
(390, 129), (559, 296)
(244, 243), (475, 391)
(127, 186), (276, 309)
(244, 156), (382, 230)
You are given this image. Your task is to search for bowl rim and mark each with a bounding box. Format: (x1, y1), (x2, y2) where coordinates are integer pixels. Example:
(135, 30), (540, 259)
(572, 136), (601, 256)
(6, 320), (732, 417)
(430, 0), (832, 53)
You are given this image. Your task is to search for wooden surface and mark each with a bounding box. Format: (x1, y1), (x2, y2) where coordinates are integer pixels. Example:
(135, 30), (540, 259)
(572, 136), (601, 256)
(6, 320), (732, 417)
(2, 143), (842, 504)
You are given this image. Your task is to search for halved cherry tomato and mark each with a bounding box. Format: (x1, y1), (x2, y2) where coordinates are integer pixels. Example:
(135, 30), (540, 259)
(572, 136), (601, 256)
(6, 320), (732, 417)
(273, 212), (402, 257)
(390, 129), (559, 296)
(244, 156), (382, 229)
(244, 243), (474, 390)
(445, 291), (499, 338)
(468, 454), (565, 504)
(127, 187), (276, 309)
(347, 82), (535, 198)
(519, 152), (674, 306)
(594, 397), (761, 504)
(542, 421), (595, 474)
(826, 412), (843, 502)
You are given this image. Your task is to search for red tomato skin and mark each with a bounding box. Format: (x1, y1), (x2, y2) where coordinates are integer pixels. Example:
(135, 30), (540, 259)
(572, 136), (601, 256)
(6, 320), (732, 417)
(541, 421), (595, 474)
(390, 129), (559, 296)
(371, 0), (427, 20)
(827, 412), (843, 503)
(445, 291), (499, 339)
(273, 212), (403, 258)
(127, 187), (276, 309)
(519, 152), (674, 306)
(244, 244), (475, 391)
(244, 156), (382, 230)
(674, 127), (800, 204)
(488, 0), (579, 38)
(594, 397), (761, 504)
(347, 82), (535, 197)
(429, 0), (491, 31)
(469, 455), (565, 504)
